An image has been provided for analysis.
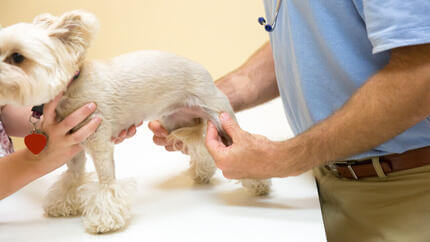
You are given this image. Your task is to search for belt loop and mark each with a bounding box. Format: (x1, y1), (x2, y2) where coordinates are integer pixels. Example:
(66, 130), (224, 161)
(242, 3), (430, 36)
(372, 157), (386, 178)
(347, 163), (359, 180)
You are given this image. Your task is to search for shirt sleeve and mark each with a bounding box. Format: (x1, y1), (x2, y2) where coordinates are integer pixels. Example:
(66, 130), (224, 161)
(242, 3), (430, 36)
(363, 0), (430, 54)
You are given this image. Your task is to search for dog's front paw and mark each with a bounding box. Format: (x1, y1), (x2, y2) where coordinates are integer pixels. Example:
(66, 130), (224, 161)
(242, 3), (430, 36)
(240, 179), (272, 196)
(43, 172), (92, 217)
(79, 179), (136, 233)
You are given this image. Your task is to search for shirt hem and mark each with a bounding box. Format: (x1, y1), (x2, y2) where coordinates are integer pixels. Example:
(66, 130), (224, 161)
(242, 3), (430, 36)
(370, 26), (430, 54)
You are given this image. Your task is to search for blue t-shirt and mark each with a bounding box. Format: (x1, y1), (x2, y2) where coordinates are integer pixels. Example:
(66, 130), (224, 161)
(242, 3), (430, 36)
(263, 0), (430, 160)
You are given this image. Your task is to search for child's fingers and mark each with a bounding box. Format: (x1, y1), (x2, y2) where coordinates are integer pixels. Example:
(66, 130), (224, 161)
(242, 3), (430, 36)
(60, 103), (97, 134)
(111, 124), (137, 144)
(113, 130), (127, 144)
(42, 92), (63, 125)
(126, 125), (137, 138)
(69, 117), (102, 144)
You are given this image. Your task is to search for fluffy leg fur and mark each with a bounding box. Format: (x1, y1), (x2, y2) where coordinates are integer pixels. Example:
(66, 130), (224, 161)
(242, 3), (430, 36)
(240, 179), (272, 196)
(79, 129), (136, 234)
(43, 151), (89, 216)
(165, 105), (272, 195)
(168, 122), (216, 184)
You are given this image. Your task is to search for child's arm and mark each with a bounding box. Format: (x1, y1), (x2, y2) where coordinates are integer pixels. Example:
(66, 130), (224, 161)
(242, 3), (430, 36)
(0, 94), (101, 200)
(0, 149), (50, 199)
(1, 104), (138, 141)
(1, 105), (33, 137)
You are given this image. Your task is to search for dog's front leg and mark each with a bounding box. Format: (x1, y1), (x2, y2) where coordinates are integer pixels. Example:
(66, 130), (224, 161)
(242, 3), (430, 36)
(78, 129), (135, 234)
(43, 151), (89, 216)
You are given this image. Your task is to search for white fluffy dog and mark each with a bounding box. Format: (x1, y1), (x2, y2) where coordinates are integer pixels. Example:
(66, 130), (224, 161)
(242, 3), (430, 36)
(0, 10), (271, 233)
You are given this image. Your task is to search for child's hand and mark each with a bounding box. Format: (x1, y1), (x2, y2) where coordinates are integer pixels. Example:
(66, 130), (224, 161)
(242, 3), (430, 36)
(111, 121), (143, 144)
(35, 93), (101, 174)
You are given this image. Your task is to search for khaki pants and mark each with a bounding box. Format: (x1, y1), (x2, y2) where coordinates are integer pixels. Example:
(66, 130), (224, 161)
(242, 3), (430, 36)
(314, 164), (430, 242)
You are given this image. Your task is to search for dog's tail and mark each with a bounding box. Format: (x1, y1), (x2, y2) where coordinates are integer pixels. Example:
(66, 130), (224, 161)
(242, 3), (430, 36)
(167, 105), (234, 148)
(199, 105), (234, 146)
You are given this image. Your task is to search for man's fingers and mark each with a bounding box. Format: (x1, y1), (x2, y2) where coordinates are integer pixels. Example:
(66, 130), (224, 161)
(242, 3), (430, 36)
(205, 121), (227, 159)
(69, 117), (102, 144)
(60, 103), (97, 133)
(43, 92), (64, 124)
(173, 140), (184, 151)
(207, 121), (224, 143)
(219, 112), (240, 140)
(153, 135), (183, 151)
(153, 136), (170, 146)
(148, 120), (168, 137)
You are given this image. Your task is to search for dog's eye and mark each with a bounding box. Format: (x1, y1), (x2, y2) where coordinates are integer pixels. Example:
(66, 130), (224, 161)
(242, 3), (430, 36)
(11, 52), (25, 64)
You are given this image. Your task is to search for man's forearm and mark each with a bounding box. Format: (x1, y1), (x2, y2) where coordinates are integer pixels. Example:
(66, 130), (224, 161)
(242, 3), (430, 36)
(216, 41), (279, 112)
(277, 45), (430, 175)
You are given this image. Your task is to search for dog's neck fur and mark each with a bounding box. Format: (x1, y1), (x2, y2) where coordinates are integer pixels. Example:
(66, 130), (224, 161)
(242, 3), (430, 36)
(67, 70), (81, 87)
(31, 70), (81, 118)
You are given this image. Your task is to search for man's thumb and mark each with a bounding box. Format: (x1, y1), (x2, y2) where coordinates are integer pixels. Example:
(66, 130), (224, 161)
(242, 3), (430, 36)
(219, 112), (240, 139)
(205, 121), (226, 159)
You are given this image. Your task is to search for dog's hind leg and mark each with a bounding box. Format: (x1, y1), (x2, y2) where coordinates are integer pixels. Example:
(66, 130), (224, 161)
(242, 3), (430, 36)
(198, 98), (272, 196)
(167, 121), (216, 184)
(161, 100), (271, 195)
(43, 150), (89, 216)
(78, 126), (136, 234)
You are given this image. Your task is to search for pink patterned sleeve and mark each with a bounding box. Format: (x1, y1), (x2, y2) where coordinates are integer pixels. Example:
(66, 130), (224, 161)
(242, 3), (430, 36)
(0, 120), (15, 157)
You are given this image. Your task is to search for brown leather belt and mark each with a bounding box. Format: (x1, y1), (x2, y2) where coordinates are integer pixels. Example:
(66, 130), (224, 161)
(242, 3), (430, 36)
(328, 146), (430, 179)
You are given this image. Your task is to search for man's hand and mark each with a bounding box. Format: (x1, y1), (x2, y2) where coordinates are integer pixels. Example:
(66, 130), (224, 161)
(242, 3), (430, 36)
(205, 113), (283, 179)
(148, 120), (188, 154)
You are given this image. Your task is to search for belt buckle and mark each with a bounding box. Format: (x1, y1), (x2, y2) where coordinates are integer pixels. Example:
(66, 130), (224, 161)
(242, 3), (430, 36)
(333, 161), (359, 180)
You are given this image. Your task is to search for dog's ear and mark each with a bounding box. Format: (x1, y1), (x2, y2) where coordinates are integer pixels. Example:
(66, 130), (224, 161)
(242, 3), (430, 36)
(48, 10), (99, 62)
(33, 13), (58, 28)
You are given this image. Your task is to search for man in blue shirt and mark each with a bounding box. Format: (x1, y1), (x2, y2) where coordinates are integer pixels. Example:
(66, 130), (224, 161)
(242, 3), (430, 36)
(150, 1), (430, 241)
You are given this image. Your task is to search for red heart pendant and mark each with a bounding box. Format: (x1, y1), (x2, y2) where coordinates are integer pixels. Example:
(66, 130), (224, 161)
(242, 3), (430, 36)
(24, 133), (47, 155)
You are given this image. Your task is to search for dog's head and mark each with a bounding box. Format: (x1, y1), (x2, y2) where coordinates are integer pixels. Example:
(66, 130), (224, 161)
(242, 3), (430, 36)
(0, 10), (98, 106)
